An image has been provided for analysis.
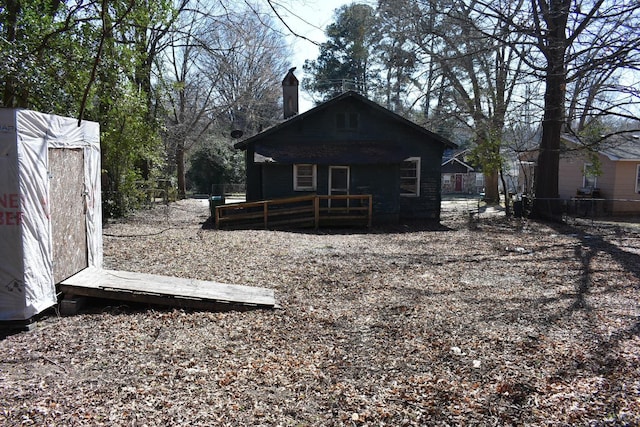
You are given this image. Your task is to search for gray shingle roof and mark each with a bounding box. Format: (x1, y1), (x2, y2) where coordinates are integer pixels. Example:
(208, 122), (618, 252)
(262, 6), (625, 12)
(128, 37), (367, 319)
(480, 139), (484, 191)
(599, 134), (640, 160)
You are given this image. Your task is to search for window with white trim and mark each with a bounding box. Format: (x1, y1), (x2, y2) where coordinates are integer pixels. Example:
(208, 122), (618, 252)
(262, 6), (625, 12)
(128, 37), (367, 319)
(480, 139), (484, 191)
(443, 174), (451, 184)
(583, 163), (597, 188)
(400, 157), (420, 197)
(636, 164), (640, 194)
(294, 164), (316, 191)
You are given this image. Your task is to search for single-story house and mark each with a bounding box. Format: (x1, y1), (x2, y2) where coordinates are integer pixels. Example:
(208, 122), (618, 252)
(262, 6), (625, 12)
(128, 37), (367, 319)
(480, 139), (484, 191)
(233, 69), (457, 224)
(441, 149), (484, 194)
(558, 133), (640, 215)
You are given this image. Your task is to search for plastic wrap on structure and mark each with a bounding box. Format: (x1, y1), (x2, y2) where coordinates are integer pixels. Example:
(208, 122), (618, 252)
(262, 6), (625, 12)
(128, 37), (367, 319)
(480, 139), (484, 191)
(0, 109), (101, 321)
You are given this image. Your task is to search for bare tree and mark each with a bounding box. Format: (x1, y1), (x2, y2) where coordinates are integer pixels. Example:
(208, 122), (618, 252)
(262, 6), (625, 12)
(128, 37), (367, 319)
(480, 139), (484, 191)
(466, 0), (640, 217)
(565, 12), (640, 135)
(407, 0), (528, 204)
(202, 9), (290, 136)
(157, 4), (225, 198)
(157, 2), (290, 198)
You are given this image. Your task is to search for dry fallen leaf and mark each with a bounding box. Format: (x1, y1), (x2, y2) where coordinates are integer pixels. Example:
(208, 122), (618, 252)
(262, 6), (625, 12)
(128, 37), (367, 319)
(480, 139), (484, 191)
(1, 199), (639, 426)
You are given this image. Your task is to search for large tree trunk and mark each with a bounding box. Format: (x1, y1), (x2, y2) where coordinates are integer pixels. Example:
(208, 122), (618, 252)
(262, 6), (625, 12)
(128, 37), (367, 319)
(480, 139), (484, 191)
(535, 64), (564, 204)
(484, 171), (500, 204)
(533, 0), (569, 219)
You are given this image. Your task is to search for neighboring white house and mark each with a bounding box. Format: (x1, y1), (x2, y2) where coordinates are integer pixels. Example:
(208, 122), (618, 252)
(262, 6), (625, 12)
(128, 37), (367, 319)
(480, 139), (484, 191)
(557, 133), (640, 215)
(441, 149), (484, 195)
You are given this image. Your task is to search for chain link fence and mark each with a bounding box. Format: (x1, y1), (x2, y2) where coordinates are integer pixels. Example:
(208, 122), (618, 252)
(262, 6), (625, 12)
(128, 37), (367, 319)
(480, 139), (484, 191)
(441, 195), (640, 228)
(522, 197), (639, 222)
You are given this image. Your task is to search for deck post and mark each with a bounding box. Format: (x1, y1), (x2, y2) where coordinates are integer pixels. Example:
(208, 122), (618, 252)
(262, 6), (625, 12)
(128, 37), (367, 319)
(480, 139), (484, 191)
(314, 196), (320, 229)
(367, 195), (373, 228)
(263, 202), (268, 229)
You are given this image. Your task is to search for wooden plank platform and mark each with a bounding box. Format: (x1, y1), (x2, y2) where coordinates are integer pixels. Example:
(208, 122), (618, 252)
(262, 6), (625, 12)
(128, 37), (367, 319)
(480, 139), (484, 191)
(0, 318), (38, 332)
(59, 267), (277, 312)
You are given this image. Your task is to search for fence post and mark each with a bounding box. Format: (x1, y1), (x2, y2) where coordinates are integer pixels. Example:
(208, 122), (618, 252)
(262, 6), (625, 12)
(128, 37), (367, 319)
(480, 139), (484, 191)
(314, 196), (320, 229)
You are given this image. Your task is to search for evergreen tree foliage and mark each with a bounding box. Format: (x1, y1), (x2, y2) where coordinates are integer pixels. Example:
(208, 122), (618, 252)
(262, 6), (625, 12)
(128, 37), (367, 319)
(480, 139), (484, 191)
(302, 4), (377, 102)
(186, 137), (245, 194)
(0, 0), (94, 111)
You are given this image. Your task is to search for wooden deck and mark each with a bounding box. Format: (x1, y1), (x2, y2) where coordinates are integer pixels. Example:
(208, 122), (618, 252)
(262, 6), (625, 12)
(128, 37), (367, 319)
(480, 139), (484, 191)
(215, 194), (373, 229)
(59, 267), (277, 312)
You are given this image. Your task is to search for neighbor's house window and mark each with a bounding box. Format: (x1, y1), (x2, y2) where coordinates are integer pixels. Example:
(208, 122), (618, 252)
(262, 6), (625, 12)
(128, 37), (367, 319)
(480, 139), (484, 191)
(636, 164), (640, 194)
(294, 164), (316, 191)
(400, 157), (420, 197)
(443, 174), (451, 184)
(583, 163), (597, 188)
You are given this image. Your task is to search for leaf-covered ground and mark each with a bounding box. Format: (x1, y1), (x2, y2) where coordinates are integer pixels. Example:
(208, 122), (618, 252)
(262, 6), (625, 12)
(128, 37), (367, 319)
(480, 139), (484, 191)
(1, 199), (639, 426)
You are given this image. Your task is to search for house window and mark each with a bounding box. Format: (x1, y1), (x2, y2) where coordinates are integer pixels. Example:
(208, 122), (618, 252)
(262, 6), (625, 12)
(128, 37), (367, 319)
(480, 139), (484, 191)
(583, 163), (597, 188)
(294, 164), (316, 191)
(636, 164), (640, 194)
(476, 174), (484, 186)
(401, 157), (420, 197)
(336, 112), (358, 130)
(443, 174), (451, 184)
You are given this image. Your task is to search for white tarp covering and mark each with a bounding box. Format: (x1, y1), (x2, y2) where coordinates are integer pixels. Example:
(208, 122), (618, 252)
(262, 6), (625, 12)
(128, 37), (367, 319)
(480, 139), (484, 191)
(0, 109), (101, 321)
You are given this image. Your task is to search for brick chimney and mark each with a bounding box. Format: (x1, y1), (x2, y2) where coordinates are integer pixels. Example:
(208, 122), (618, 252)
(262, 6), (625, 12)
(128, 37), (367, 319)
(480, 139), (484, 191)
(282, 67), (299, 119)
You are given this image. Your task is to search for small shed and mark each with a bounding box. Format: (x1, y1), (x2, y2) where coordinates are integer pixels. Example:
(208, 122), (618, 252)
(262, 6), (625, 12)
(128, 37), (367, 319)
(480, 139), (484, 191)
(234, 79), (457, 224)
(0, 109), (102, 321)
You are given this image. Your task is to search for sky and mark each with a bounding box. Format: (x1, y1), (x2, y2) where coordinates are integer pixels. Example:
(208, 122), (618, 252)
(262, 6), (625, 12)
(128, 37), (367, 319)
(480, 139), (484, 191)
(270, 0), (369, 112)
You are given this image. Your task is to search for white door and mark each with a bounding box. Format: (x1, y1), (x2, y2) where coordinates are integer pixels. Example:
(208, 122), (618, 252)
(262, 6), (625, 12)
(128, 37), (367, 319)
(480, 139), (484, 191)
(329, 166), (349, 208)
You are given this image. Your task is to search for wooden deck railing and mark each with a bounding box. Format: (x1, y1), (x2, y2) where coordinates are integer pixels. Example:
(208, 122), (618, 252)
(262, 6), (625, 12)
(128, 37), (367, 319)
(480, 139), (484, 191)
(215, 194), (372, 229)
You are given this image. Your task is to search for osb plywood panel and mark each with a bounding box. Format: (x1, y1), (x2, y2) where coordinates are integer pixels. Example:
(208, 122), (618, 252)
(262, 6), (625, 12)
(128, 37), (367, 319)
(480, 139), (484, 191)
(49, 148), (87, 284)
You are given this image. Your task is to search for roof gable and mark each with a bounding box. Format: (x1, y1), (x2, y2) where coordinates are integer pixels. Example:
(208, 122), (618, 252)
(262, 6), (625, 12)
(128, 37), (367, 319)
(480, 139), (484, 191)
(234, 91), (457, 150)
(441, 157), (475, 172)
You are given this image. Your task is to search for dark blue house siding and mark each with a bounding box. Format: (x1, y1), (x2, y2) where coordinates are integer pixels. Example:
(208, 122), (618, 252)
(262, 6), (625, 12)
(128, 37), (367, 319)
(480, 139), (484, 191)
(351, 164), (400, 223)
(260, 164), (293, 199)
(235, 91), (456, 224)
(244, 148), (261, 201)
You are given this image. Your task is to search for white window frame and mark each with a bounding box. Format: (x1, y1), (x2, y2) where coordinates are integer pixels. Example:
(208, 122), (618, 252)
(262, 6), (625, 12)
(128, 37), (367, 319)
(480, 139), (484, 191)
(328, 166), (350, 195)
(293, 164), (316, 191)
(583, 163), (597, 188)
(400, 157), (421, 197)
(443, 174), (451, 184)
(636, 164), (640, 194)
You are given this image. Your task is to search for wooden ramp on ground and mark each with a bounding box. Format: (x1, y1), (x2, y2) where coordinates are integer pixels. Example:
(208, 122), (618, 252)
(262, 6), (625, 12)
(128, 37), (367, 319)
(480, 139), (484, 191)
(59, 267), (277, 312)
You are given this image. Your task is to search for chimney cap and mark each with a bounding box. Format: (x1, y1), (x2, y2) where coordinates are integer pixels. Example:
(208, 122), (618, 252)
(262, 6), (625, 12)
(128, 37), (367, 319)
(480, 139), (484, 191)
(282, 67), (298, 86)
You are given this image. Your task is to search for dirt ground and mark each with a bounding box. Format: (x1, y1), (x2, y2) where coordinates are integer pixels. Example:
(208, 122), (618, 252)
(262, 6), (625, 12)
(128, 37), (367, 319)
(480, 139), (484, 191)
(1, 199), (639, 426)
